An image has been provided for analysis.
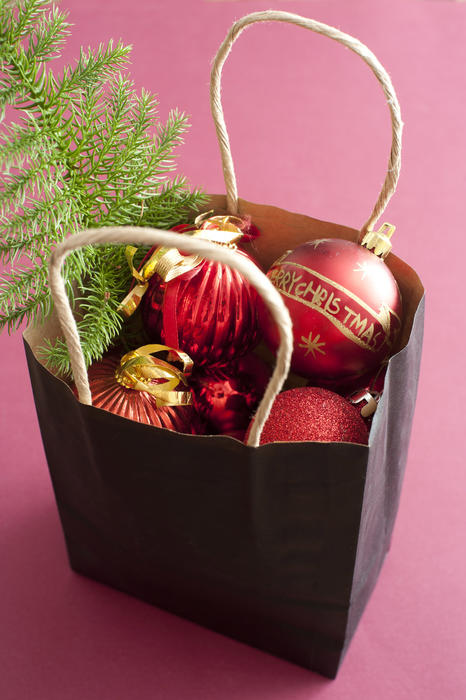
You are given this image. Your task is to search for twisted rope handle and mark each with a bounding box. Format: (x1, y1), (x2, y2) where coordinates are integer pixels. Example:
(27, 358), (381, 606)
(210, 10), (403, 235)
(48, 226), (293, 447)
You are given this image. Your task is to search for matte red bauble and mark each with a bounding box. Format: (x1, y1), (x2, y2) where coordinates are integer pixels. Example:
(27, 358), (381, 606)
(190, 353), (271, 440)
(262, 233), (402, 387)
(78, 350), (198, 433)
(140, 219), (261, 365)
(252, 387), (369, 445)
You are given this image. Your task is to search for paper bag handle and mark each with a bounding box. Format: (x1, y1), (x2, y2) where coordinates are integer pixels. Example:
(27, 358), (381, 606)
(210, 10), (402, 235)
(48, 226), (293, 447)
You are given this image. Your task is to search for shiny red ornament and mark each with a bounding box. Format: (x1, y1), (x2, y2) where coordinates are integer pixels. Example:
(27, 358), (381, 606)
(251, 387), (369, 445)
(141, 247), (260, 366)
(190, 353), (271, 440)
(262, 237), (402, 388)
(78, 353), (198, 433)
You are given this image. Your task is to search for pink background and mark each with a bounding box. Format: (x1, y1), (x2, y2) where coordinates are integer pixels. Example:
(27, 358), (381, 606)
(1, 0), (465, 697)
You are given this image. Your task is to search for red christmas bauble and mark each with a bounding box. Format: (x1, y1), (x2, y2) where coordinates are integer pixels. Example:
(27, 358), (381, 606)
(262, 238), (402, 388)
(251, 387), (369, 445)
(141, 248), (260, 366)
(78, 353), (198, 433)
(190, 353), (271, 440)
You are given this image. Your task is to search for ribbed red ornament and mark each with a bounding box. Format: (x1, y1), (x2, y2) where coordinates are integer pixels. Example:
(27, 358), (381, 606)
(262, 238), (402, 388)
(141, 248), (260, 365)
(190, 353), (271, 440)
(250, 387), (369, 445)
(79, 353), (198, 433)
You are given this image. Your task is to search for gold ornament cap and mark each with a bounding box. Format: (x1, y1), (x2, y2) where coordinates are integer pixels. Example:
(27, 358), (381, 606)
(361, 223), (396, 260)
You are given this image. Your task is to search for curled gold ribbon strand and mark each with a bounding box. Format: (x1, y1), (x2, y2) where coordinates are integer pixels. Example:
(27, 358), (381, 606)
(115, 344), (194, 407)
(117, 214), (245, 318)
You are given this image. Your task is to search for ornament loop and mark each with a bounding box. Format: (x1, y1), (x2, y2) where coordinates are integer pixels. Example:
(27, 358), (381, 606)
(347, 388), (380, 418)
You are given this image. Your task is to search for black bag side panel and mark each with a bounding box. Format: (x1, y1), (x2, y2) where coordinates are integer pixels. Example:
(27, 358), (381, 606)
(25, 340), (369, 678)
(343, 296), (425, 663)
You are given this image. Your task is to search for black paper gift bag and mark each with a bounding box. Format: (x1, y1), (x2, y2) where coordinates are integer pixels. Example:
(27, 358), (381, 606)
(23, 12), (424, 679)
(24, 197), (424, 679)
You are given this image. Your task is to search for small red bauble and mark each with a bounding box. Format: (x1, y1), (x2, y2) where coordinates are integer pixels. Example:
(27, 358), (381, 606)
(262, 236), (402, 388)
(78, 352), (198, 433)
(190, 353), (271, 440)
(251, 387), (369, 445)
(140, 216), (261, 365)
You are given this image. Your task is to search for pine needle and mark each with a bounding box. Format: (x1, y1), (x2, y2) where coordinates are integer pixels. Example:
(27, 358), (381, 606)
(0, 0), (207, 374)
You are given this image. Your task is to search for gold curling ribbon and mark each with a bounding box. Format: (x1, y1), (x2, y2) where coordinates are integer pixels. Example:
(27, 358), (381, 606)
(117, 214), (245, 318)
(115, 344), (193, 408)
(117, 245), (202, 318)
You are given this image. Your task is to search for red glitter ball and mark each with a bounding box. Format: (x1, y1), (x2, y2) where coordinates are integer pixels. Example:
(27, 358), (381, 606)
(255, 387), (369, 445)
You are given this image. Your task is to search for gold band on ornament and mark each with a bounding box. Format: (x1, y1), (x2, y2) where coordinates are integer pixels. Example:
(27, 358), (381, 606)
(277, 287), (378, 351)
(269, 261), (401, 353)
(280, 260), (401, 324)
(115, 344), (194, 407)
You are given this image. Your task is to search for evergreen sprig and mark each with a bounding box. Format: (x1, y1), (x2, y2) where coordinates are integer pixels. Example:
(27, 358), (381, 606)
(0, 0), (206, 374)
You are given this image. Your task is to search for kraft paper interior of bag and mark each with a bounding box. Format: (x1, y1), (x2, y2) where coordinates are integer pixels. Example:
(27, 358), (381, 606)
(22, 198), (425, 679)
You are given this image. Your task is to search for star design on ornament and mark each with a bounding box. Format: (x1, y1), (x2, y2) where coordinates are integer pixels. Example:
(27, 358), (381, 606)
(298, 331), (326, 358)
(353, 261), (372, 280)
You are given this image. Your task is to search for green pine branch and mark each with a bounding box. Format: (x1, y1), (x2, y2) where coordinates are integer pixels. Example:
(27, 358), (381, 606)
(0, 0), (207, 375)
(42, 245), (130, 374)
(25, 4), (71, 61)
(0, 121), (48, 169)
